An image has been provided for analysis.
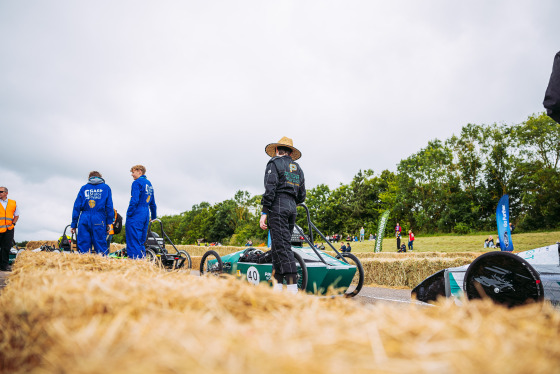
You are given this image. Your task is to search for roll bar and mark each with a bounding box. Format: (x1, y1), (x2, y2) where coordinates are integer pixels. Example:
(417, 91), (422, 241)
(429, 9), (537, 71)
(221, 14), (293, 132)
(146, 218), (180, 253)
(296, 203), (348, 264)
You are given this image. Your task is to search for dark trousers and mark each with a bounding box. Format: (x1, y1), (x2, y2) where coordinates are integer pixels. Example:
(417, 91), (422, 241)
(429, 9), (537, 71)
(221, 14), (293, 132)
(268, 198), (297, 276)
(0, 228), (14, 268)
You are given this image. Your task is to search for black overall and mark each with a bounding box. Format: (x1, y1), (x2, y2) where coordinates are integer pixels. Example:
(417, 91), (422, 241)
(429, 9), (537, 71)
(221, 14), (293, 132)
(544, 51), (560, 123)
(262, 156), (306, 277)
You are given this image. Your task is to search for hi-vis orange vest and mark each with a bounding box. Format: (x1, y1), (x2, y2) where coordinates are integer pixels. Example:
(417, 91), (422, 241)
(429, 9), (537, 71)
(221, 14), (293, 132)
(108, 209), (117, 235)
(0, 199), (16, 233)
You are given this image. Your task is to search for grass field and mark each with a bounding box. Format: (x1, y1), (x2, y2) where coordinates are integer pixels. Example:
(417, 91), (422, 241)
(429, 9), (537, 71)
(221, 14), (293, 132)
(317, 231), (560, 253)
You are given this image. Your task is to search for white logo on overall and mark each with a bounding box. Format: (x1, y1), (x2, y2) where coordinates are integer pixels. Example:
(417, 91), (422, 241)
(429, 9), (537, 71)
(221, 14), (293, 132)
(246, 266), (260, 285)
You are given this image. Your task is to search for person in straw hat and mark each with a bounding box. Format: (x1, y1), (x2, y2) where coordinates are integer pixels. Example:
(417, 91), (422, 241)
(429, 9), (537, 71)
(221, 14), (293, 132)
(259, 137), (306, 294)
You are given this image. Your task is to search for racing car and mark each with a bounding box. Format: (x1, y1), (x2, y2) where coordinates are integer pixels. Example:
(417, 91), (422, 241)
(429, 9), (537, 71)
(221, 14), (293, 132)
(412, 244), (560, 308)
(200, 204), (364, 297)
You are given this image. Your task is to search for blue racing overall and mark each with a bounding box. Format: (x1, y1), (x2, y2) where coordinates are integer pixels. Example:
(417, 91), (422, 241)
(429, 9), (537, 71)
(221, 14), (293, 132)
(126, 175), (157, 259)
(71, 177), (114, 255)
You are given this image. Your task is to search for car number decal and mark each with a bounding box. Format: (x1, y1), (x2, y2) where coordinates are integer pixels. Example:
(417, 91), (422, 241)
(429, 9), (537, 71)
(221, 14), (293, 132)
(246, 266), (260, 285)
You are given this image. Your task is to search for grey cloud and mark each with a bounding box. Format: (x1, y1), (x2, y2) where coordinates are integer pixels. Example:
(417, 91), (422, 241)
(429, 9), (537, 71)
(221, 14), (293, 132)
(1, 1), (559, 240)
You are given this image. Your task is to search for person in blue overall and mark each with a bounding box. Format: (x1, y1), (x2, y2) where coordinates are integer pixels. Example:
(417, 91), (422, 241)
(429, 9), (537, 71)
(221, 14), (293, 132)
(71, 171), (114, 255)
(126, 165), (157, 259)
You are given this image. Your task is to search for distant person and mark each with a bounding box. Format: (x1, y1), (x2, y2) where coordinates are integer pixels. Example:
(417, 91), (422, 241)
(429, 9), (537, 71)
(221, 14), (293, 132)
(369, 233), (374, 240)
(396, 233), (401, 251)
(509, 222), (515, 232)
(408, 229), (415, 251)
(340, 242), (347, 252)
(359, 226), (365, 242)
(484, 238), (489, 248)
(245, 239), (253, 247)
(544, 50), (560, 123)
(71, 171), (114, 255)
(0, 186), (19, 272)
(106, 209), (122, 250)
(395, 222), (402, 237)
(126, 165), (157, 259)
(346, 242), (352, 252)
(488, 235), (495, 248)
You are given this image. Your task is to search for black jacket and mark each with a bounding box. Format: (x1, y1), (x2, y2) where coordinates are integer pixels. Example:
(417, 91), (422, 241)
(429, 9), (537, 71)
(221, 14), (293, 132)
(262, 155), (306, 214)
(544, 51), (560, 123)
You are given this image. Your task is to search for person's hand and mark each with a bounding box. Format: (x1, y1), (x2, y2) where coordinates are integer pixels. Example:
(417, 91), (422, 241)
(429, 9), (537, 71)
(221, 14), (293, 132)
(259, 214), (267, 230)
(71, 228), (76, 234)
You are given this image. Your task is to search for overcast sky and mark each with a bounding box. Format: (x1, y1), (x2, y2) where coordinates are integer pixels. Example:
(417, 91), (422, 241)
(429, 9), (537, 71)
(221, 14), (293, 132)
(1, 1), (558, 241)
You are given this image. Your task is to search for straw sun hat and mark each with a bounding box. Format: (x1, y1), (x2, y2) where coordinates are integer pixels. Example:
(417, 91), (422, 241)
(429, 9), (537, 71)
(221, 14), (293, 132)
(265, 136), (302, 160)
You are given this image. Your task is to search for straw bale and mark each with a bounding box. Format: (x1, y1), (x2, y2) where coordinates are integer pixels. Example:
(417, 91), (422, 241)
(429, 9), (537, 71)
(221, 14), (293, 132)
(326, 251), (482, 260)
(1, 251), (560, 374)
(26, 240), (57, 250)
(191, 256), (201, 271)
(110, 243), (125, 252)
(361, 257), (474, 288)
(173, 245), (245, 257)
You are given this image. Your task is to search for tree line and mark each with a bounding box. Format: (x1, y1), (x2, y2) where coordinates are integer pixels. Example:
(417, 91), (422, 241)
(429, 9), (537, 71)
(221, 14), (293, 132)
(113, 112), (560, 245)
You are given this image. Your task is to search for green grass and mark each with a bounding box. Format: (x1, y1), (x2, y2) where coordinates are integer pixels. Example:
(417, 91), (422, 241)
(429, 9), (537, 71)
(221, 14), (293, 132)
(313, 231), (560, 253)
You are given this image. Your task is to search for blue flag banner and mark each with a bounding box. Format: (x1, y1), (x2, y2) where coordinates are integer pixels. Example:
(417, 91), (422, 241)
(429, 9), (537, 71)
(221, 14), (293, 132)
(496, 194), (514, 252)
(374, 210), (391, 253)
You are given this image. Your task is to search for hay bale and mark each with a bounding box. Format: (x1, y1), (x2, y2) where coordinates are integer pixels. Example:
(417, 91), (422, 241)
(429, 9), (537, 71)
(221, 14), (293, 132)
(109, 243), (125, 252)
(191, 256), (201, 271)
(1, 251), (559, 374)
(326, 251), (482, 260)
(174, 245), (244, 257)
(362, 257), (474, 288)
(25, 240), (57, 250)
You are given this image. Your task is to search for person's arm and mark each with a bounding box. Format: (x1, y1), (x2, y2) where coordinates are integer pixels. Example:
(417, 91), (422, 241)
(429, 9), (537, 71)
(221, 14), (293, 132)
(105, 186), (114, 228)
(149, 188), (157, 220)
(296, 171), (306, 204)
(71, 188), (84, 229)
(127, 181), (141, 218)
(544, 51), (560, 122)
(12, 204), (19, 225)
(260, 161), (278, 230)
(261, 161), (278, 214)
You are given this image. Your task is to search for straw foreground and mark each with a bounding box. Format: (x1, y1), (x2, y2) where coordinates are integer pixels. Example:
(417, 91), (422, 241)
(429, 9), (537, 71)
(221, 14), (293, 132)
(1, 252), (559, 373)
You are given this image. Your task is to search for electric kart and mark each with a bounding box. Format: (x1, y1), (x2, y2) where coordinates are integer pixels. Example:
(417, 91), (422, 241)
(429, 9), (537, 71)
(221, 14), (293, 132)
(200, 204), (364, 297)
(412, 244), (560, 308)
(109, 219), (192, 270)
(58, 225), (75, 252)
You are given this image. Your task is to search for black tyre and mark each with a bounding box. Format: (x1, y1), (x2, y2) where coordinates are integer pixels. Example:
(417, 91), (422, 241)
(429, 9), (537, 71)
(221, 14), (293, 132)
(464, 251), (544, 308)
(291, 251), (308, 291)
(145, 248), (162, 267)
(176, 250), (192, 270)
(200, 250), (223, 275)
(340, 252), (365, 298)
